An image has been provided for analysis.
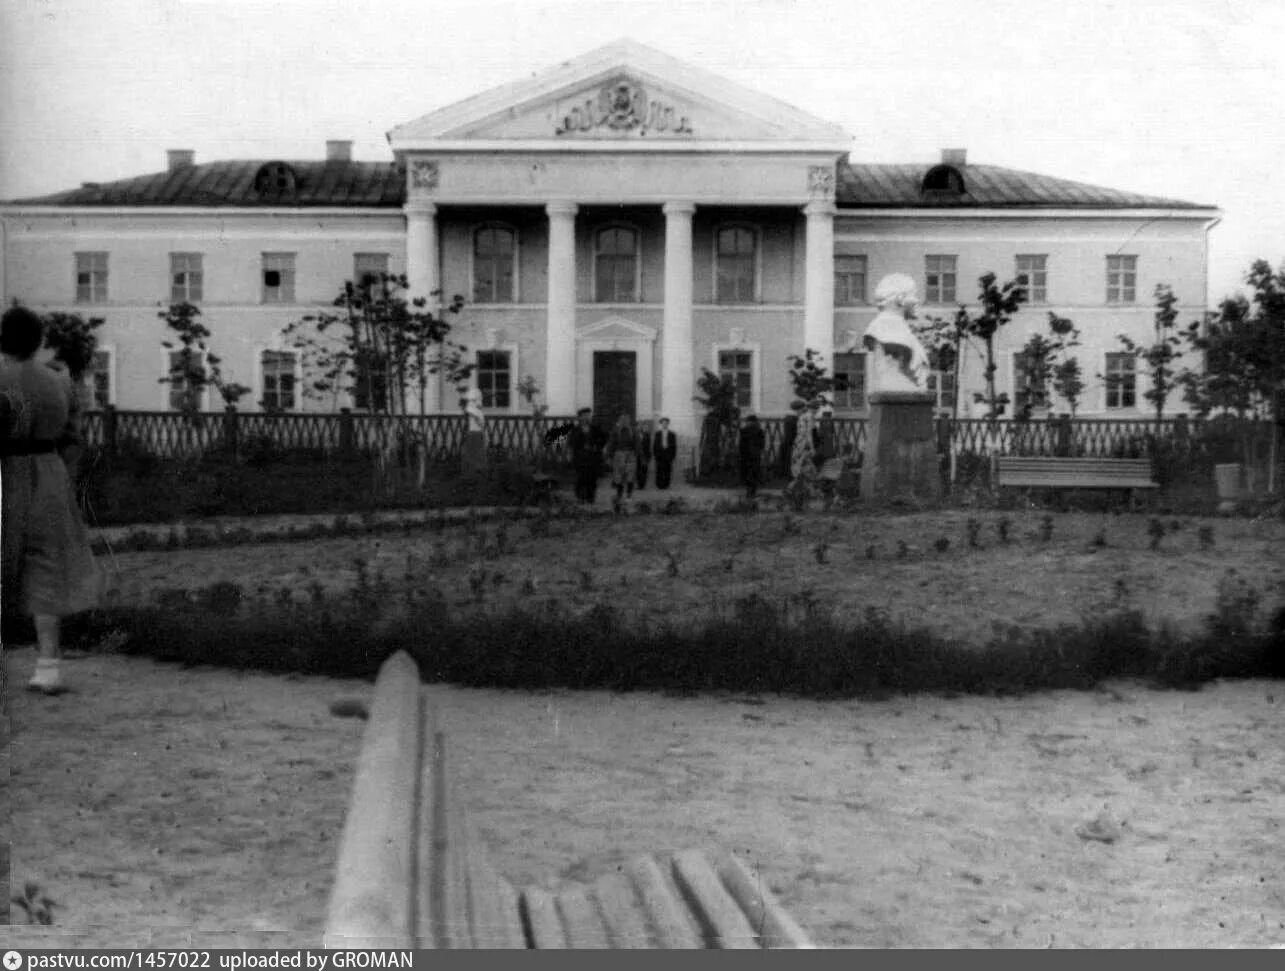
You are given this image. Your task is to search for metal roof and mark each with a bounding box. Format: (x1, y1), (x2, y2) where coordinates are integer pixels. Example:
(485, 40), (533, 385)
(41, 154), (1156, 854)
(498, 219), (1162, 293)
(7, 158), (1212, 211)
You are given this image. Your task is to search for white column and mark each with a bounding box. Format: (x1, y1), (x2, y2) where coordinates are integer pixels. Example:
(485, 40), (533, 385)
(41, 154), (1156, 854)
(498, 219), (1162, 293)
(661, 202), (696, 437)
(803, 200), (836, 372)
(405, 201), (442, 412)
(544, 201), (579, 416)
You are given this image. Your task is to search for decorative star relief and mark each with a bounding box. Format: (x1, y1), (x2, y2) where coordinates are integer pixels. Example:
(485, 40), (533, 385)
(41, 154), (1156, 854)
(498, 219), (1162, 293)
(807, 166), (836, 200)
(410, 160), (439, 192)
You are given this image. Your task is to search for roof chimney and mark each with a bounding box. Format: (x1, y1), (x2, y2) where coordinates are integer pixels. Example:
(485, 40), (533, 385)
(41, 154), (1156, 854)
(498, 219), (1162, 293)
(941, 148), (967, 166)
(167, 149), (195, 171)
(326, 140), (352, 162)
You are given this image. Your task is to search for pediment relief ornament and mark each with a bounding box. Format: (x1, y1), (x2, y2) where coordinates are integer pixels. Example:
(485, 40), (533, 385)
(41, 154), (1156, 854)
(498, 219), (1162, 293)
(410, 160), (439, 191)
(555, 77), (693, 136)
(808, 165), (835, 200)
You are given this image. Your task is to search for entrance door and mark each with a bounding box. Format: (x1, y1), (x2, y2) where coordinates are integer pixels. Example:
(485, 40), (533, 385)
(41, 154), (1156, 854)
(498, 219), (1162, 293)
(592, 351), (636, 428)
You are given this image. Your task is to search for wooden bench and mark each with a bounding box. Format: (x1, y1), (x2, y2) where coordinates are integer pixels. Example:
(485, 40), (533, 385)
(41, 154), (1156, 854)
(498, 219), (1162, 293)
(994, 456), (1157, 500)
(324, 652), (816, 949)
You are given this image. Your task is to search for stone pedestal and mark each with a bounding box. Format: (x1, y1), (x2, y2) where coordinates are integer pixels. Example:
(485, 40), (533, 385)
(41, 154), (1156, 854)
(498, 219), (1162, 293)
(461, 430), (487, 475)
(861, 392), (943, 503)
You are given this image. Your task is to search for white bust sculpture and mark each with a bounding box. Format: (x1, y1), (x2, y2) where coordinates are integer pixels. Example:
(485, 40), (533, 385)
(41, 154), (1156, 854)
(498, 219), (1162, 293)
(863, 273), (930, 393)
(463, 387), (486, 433)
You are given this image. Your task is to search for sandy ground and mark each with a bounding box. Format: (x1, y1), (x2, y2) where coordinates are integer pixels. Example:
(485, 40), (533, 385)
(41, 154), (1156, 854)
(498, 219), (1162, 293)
(4, 648), (1283, 948)
(4, 509), (1284, 947)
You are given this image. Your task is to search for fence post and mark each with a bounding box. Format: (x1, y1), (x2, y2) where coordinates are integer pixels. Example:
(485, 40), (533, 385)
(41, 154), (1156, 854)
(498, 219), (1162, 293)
(102, 404), (118, 461)
(339, 407), (355, 457)
(223, 405), (239, 460)
(1054, 415), (1072, 457)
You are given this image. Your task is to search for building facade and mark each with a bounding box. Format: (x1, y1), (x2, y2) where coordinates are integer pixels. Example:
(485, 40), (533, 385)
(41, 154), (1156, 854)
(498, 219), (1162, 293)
(0, 40), (1220, 437)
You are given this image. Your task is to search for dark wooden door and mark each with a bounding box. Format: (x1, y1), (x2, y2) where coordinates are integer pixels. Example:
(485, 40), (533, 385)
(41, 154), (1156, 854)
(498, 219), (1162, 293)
(592, 351), (636, 428)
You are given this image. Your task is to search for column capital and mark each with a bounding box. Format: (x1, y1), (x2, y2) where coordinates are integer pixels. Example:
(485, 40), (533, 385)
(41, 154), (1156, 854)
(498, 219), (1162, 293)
(545, 201), (579, 217)
(404, 200), (437, 217)
(662, 201), (696, 217)
(803, 200), (837, 218)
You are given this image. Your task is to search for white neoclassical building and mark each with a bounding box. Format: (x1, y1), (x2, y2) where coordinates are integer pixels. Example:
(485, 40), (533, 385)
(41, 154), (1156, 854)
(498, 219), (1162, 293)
(0, 39), (1220, 437)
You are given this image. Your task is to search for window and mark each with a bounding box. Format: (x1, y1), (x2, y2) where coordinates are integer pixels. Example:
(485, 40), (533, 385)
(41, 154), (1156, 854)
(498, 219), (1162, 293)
(354, 252), (390, 288)
(1013, 350), (1050, 413)
(922, 165), (966, 197)
(170, 253), (203, 303)
(87, 349), (112, 409)
(926, 369), (957, 416)
(475, 350), (512, 409)
(832, 352), (867, 410)
(1015, 254), (1047, 304)
(717, 349), (754, 409)
(472, 226), (517, 303)
(1104, 352), (1136, 409)
(715, 226), (757, 304)
(167, 350), (206, 412)
(260, 350), (297, 412)
(834, 255), (868, 306)
(75, 252), (108, 304)
(1107, 255), (1137, 304)
(261, 252), (296, 304)
(925, 255), (957, 304)
(352, 350), (388, 413)
(594, 226), (640, 302)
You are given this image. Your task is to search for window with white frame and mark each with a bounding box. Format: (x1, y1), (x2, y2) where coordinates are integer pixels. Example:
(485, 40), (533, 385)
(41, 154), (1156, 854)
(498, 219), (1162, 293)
(715, 226), (758, 304)
(1013, 349), (1050, 413)
(260, 350), (298, 412)
(167, 350), (206, 411)
(925, 255), (957, 304)
(717, 349), (754, 409)
(1104, 352), (1137, 409)
(926, 369), (957, 416)
(352, 350), (388, 413)
(1015, 254), (1047, 303)
(261, 252), (296, 304)
(170, 252), (203, 303)
(834, 255), (868, 306)
(75, 252), (108, 304)
(832, 352), (867, 411)
(475, 350), (513, 409)
(354, 252), (390, 288)
(594, 226), (640, 302)
(1106, 255), (1137, 304)
(87, 349), (113, 410)
(472, 225), (517, 303)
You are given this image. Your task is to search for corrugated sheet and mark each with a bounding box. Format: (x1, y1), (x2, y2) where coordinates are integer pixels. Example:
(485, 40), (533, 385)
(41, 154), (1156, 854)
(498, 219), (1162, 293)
(8, 157), (1209, 210)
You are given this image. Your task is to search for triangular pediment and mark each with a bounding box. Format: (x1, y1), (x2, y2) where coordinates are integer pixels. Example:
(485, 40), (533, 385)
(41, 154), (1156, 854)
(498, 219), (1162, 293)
(577, 315), (657, 341)
(389, 39), (850, 149)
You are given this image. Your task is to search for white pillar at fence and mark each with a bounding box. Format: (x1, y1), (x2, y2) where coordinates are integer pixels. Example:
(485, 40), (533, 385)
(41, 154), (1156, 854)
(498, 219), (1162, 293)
(545, 201), (578, 415)
(803, 200), (836, 372)
(405, 200), (441, 413)
(661, 201), (696, 438)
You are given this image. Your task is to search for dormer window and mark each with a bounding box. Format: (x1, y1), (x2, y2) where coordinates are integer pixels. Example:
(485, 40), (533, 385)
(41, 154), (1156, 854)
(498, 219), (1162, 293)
(254, 162), (298, 201)
(921, 164), (966, 199)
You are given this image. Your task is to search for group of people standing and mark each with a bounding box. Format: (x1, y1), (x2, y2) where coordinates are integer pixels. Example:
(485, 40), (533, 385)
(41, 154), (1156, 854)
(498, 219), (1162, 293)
(737, 398), (845, 501)
(567, 409), (678, 505)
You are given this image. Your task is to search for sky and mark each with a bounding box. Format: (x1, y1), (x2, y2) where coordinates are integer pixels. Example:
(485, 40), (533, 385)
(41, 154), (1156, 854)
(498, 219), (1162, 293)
(2, 0), (1282, 307)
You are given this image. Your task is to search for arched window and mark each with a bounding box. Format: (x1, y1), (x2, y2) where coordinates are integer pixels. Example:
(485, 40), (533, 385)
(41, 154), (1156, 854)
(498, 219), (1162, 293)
(715, 225), (758, 304)
(253, 162), (298, 201)
(921, 165), (966, 199)
(472, 225), (517, 303)
(594, 225), (640, 302)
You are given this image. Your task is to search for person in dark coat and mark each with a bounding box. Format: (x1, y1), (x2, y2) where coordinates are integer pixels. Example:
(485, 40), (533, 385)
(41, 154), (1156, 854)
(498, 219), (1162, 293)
(634, 418), (653, 490)
(738, 414), (767, 499)
(568, 407), (607, 504)
(651, 417), (678, 490)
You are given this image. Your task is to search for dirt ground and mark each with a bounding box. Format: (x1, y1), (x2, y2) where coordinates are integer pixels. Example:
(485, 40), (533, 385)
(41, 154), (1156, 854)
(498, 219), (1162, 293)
(4, 509), (1284, 948)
